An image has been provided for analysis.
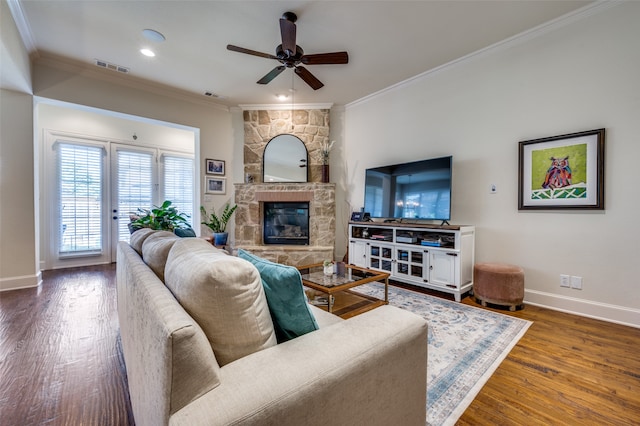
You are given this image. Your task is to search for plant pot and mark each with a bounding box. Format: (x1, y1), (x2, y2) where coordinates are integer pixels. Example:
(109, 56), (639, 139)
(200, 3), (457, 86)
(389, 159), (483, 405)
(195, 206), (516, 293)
(212, 232), (229, 246)
(323, 264), (334, 276)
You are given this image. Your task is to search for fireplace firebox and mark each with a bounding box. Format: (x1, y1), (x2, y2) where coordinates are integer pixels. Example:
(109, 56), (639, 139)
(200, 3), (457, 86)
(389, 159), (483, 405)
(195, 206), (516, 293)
(263, 202), (309, 245)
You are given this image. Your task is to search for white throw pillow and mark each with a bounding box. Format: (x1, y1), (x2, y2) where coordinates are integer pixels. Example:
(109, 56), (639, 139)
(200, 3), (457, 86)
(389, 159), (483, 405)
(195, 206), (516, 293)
(164, 238), (277, 366)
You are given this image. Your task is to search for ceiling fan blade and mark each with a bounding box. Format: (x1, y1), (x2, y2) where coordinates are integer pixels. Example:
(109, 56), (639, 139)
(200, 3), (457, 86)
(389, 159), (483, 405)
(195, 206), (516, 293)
(257, 66), (286, 85)
(295, 66), (324, 90)
(227, 44), (278, 60)
(301, 52), (349, 65)
(279, 18), (297, 56)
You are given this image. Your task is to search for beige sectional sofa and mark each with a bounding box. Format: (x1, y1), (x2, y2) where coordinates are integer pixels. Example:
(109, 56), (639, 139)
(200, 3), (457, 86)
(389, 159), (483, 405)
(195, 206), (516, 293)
(116, 229), (428, 426)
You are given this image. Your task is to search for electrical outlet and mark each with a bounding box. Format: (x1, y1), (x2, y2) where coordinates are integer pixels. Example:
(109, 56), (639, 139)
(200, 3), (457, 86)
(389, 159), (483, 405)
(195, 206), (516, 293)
(560, 274), (570, 288)
(490, 184), (497, 194)
(571, 276), (583, 290)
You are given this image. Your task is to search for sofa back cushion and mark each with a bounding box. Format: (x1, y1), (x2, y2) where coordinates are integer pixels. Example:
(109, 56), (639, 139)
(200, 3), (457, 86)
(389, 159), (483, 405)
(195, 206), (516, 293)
(141, 230), (180, 281)
(165, 238), (277, 366)
(129, 227), (156, 255)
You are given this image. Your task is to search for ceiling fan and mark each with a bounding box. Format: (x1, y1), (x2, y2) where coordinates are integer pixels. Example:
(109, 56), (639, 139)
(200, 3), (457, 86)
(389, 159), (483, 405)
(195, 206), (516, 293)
(227, 11), (349, 90)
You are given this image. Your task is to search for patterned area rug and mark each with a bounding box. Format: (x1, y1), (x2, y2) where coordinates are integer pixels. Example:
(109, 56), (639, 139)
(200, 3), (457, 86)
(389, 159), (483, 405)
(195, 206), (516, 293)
(355, 283), (532, 426)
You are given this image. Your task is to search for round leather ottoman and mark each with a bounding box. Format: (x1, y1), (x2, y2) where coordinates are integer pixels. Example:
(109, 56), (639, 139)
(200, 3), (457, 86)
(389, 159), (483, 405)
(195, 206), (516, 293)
(474, 263), (524, 311)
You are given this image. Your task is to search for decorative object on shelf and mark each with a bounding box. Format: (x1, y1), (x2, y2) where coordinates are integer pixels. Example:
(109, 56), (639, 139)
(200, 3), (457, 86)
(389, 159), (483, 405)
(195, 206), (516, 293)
(321, 164), (330, 183)
(206, 158), (225, 175)
(200, 203), (238, 246)
(205, 176), (226, 194)
(129, 200), (190, 233)
(323, 259), (334, 276)
(320, 139), (335, 183)
(518, 128), (605, 210)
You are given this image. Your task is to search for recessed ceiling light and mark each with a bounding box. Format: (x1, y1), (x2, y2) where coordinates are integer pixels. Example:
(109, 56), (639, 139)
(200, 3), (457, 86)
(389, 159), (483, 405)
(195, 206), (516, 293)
(276, 94), (288, 101)
(142, 29), (166, 43)
(140, 48), (155, 57)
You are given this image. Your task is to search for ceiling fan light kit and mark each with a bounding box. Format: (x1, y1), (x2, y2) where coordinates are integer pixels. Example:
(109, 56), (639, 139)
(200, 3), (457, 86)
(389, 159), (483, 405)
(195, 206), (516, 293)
(227, 11), (348, 90)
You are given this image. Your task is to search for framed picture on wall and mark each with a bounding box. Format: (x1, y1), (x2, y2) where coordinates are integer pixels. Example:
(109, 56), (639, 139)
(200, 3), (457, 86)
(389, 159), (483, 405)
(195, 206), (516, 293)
(205, 177), (226, 194)
(518, 128), (605, 210)
(206, 159), (225, 175)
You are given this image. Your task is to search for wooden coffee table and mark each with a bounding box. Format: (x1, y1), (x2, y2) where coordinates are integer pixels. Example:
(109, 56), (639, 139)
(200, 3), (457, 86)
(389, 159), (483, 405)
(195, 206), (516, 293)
(297, 263), (389, 317)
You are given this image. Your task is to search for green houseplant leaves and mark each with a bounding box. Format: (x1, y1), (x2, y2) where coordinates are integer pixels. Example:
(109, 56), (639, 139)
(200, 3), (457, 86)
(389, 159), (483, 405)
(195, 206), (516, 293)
(129, 200), (190, 232)
(200, 203), (238, 233)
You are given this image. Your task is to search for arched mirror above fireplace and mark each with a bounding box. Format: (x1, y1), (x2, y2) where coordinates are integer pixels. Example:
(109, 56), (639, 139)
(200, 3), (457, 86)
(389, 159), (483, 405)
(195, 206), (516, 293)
(263, 134), (308, 182)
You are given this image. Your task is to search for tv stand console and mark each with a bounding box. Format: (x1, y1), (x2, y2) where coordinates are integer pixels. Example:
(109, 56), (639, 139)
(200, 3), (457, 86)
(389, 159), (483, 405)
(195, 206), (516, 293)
(348, 222), (475, 302)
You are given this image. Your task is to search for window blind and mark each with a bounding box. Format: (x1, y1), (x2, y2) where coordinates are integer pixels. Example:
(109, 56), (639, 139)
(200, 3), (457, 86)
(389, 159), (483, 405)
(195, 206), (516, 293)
(117, 150), (154, 242)
(163, 155), (194, 226)
(58, 143), (103, 255)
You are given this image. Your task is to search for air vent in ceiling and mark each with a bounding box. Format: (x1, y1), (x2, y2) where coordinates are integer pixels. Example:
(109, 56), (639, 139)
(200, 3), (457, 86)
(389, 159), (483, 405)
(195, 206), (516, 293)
(204, 91), (226, 99)
(95, 59), (130, 74)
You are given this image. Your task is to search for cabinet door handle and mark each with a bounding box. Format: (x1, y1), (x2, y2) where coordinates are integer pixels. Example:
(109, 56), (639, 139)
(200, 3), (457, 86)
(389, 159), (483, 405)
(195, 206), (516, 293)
(446, 253), (458, 257)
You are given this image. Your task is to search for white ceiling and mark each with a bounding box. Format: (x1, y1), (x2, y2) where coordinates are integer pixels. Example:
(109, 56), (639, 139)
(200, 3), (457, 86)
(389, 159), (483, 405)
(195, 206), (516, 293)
(13, 0), (593, 108)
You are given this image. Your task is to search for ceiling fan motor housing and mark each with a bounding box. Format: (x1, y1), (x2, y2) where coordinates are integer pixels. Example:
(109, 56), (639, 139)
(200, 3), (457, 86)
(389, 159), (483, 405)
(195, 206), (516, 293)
(281, 11), (297, 22)
(276, 44), (304, 65)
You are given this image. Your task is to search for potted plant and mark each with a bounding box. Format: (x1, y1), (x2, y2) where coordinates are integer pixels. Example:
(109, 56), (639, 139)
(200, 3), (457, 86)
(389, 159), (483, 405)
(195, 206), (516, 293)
(323, 259), (334, 276)
(129, 200), (191, 233)
(200, 203), (238, 246)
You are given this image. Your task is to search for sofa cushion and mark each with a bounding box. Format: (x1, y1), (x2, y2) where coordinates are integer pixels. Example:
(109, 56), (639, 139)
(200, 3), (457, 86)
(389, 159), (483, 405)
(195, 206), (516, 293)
(165, 239), (277, 366)
(129, 227), (156, 255)
(141, 231), (180, 281)
(237, 249), (319, 343)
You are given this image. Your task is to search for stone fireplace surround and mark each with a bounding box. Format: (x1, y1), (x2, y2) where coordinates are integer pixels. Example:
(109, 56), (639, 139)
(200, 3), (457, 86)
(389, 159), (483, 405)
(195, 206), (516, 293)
(233, 108), (336, 266)
(234, 183), (335, 266)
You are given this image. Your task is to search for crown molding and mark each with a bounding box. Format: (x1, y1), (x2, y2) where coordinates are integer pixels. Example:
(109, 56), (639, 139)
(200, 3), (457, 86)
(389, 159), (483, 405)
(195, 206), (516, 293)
(346, 1), (621, 110)
(6, 0), (38, 57)
(238, 103), (333, 111)
(35, 53), (231, 112)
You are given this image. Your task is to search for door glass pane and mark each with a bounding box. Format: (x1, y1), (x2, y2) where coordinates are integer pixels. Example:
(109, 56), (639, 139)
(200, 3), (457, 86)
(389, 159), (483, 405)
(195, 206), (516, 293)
(117, 150), (153, 242)
(58, 143), (103, 255)
(162, 155), (194, 227)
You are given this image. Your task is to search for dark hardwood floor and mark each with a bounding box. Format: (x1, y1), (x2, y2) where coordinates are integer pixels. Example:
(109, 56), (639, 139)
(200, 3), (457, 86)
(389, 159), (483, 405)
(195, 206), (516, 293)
(0, 265), (134, 426)
(1, 264), (638, 425)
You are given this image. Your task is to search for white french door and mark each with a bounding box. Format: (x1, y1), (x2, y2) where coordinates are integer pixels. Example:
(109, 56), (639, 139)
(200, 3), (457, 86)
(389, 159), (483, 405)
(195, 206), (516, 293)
(50, 136), (111, 269)
(47, 133), (195, 269)
(110, 145), (157, 255)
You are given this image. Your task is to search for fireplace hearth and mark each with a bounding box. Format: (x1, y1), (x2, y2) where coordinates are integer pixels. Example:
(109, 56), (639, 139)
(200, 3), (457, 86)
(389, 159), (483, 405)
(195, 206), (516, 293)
(264, 202), (309, 245)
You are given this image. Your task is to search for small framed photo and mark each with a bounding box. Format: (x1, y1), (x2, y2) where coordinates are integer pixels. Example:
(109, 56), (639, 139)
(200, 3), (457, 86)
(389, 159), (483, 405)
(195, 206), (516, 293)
(518, 128), (605, 210)
(205, 176), (226, 194)
(206, 159), (225, 175)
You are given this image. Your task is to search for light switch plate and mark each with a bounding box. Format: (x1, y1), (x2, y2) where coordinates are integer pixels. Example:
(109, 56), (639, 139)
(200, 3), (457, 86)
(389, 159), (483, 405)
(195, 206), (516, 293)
(571, 276), (583, 290)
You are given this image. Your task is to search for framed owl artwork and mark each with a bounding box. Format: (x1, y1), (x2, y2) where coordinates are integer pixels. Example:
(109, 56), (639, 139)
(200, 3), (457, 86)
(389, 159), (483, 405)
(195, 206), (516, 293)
(518, 128), (605, 210)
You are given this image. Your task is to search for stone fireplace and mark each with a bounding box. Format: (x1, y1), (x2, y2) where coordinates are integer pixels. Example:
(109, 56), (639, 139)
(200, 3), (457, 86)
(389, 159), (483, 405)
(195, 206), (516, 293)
(234, 108), (335, 266)
(234, 182), (335, 265)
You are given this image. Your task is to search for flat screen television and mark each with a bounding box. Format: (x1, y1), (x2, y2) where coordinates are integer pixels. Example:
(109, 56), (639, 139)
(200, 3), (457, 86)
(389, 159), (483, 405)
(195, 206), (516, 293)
(363, 156), (452, 221)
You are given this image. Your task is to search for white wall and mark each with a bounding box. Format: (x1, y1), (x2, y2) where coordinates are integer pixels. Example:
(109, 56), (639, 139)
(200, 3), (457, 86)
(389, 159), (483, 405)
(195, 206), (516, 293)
(0, 0), (37, 290)
(342, 3), (640, 326)
(37, 101), (197, 152)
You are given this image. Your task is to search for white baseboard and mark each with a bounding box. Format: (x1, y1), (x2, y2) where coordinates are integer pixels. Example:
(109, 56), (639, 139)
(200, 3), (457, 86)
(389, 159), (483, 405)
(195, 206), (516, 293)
(0, 271), (42, 292)
(525, 289), (640, 329)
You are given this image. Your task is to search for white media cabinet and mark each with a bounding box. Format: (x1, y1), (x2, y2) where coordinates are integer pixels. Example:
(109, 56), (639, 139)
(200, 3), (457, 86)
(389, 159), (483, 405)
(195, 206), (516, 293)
(348, 222), (475, 302)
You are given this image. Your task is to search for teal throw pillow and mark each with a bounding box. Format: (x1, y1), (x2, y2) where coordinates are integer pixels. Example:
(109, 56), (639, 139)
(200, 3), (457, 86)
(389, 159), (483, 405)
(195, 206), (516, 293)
(237, 249), (319, 342)
(174, 227), (196, 238)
